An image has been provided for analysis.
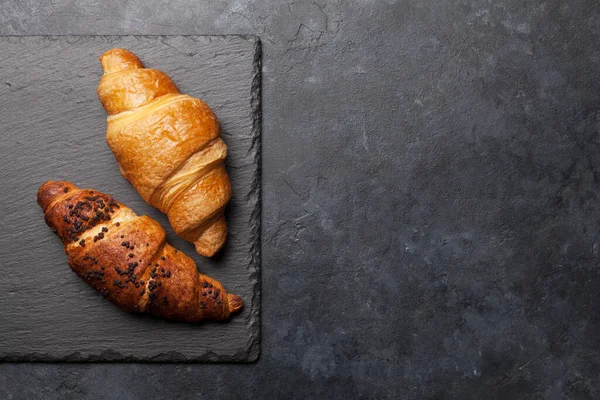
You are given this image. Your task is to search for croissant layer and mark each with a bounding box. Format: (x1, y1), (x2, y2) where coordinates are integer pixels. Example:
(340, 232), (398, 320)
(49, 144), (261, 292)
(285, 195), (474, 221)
(98, 48), (231, 257)
(38, 181), (242, 322)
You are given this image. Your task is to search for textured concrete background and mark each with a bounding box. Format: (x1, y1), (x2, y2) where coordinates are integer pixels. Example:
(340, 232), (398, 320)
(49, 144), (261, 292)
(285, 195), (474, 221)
(1, 0), (599, 398)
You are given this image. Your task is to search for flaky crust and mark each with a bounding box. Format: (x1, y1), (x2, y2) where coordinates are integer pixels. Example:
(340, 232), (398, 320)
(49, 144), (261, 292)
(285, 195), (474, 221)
(97, 48), (231, 257)
(37, 181), (243, 322)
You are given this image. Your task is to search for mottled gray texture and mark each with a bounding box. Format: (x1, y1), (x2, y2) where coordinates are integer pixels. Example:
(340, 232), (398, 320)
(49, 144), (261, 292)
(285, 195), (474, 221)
(1, 0), (600, 398)
(0, 35), (260, 362)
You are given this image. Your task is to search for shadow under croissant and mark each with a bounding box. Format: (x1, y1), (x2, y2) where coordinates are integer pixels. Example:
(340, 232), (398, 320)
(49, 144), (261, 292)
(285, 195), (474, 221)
(86, 288), (242, 325)
(69, 274), (243, 325)
(199, 179), (239, 264)
(207, 207), (233, 263)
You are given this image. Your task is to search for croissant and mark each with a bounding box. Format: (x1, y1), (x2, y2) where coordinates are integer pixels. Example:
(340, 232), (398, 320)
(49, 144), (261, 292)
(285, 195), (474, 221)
(37, 181), (243, 322)
(97, 48), (231, 257)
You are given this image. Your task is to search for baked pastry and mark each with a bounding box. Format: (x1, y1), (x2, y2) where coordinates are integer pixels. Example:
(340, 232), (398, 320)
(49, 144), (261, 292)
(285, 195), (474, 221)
(37, 181), (242, 322)
(97, 48), (231, 257)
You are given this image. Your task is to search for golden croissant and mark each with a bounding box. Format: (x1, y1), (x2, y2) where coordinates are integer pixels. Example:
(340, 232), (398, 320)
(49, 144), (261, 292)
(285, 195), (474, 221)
(97, 48), (231, 257)
(38, 181), (243, 322)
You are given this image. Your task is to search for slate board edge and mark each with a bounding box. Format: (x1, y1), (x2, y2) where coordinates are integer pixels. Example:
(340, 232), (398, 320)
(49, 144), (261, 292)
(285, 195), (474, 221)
(245, 36), (262, 363)
(0, 35), (262, 363)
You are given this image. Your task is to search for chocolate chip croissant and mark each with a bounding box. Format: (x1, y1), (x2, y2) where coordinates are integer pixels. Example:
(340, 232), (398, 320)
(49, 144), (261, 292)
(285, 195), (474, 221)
(97, 48), (231, 257)
(37, 181), (242, 322)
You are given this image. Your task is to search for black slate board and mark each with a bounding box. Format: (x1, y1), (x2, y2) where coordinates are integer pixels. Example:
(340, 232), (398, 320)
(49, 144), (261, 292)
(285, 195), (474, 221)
(0, 36), (260, 362)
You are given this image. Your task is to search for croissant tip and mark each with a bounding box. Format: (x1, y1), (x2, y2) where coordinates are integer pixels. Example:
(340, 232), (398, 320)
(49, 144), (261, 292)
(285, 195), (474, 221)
(193, 220), (228, 257)
(37, 181), (76, 212)
(228, 293), (244, 314)
(100, 48), (143, 74)
(194, 242), (220, 257)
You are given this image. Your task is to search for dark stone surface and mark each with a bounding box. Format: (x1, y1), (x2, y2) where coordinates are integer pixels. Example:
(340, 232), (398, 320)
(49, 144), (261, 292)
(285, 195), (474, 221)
(0, 36), (260, 362)
(1, 0), (600, 398)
